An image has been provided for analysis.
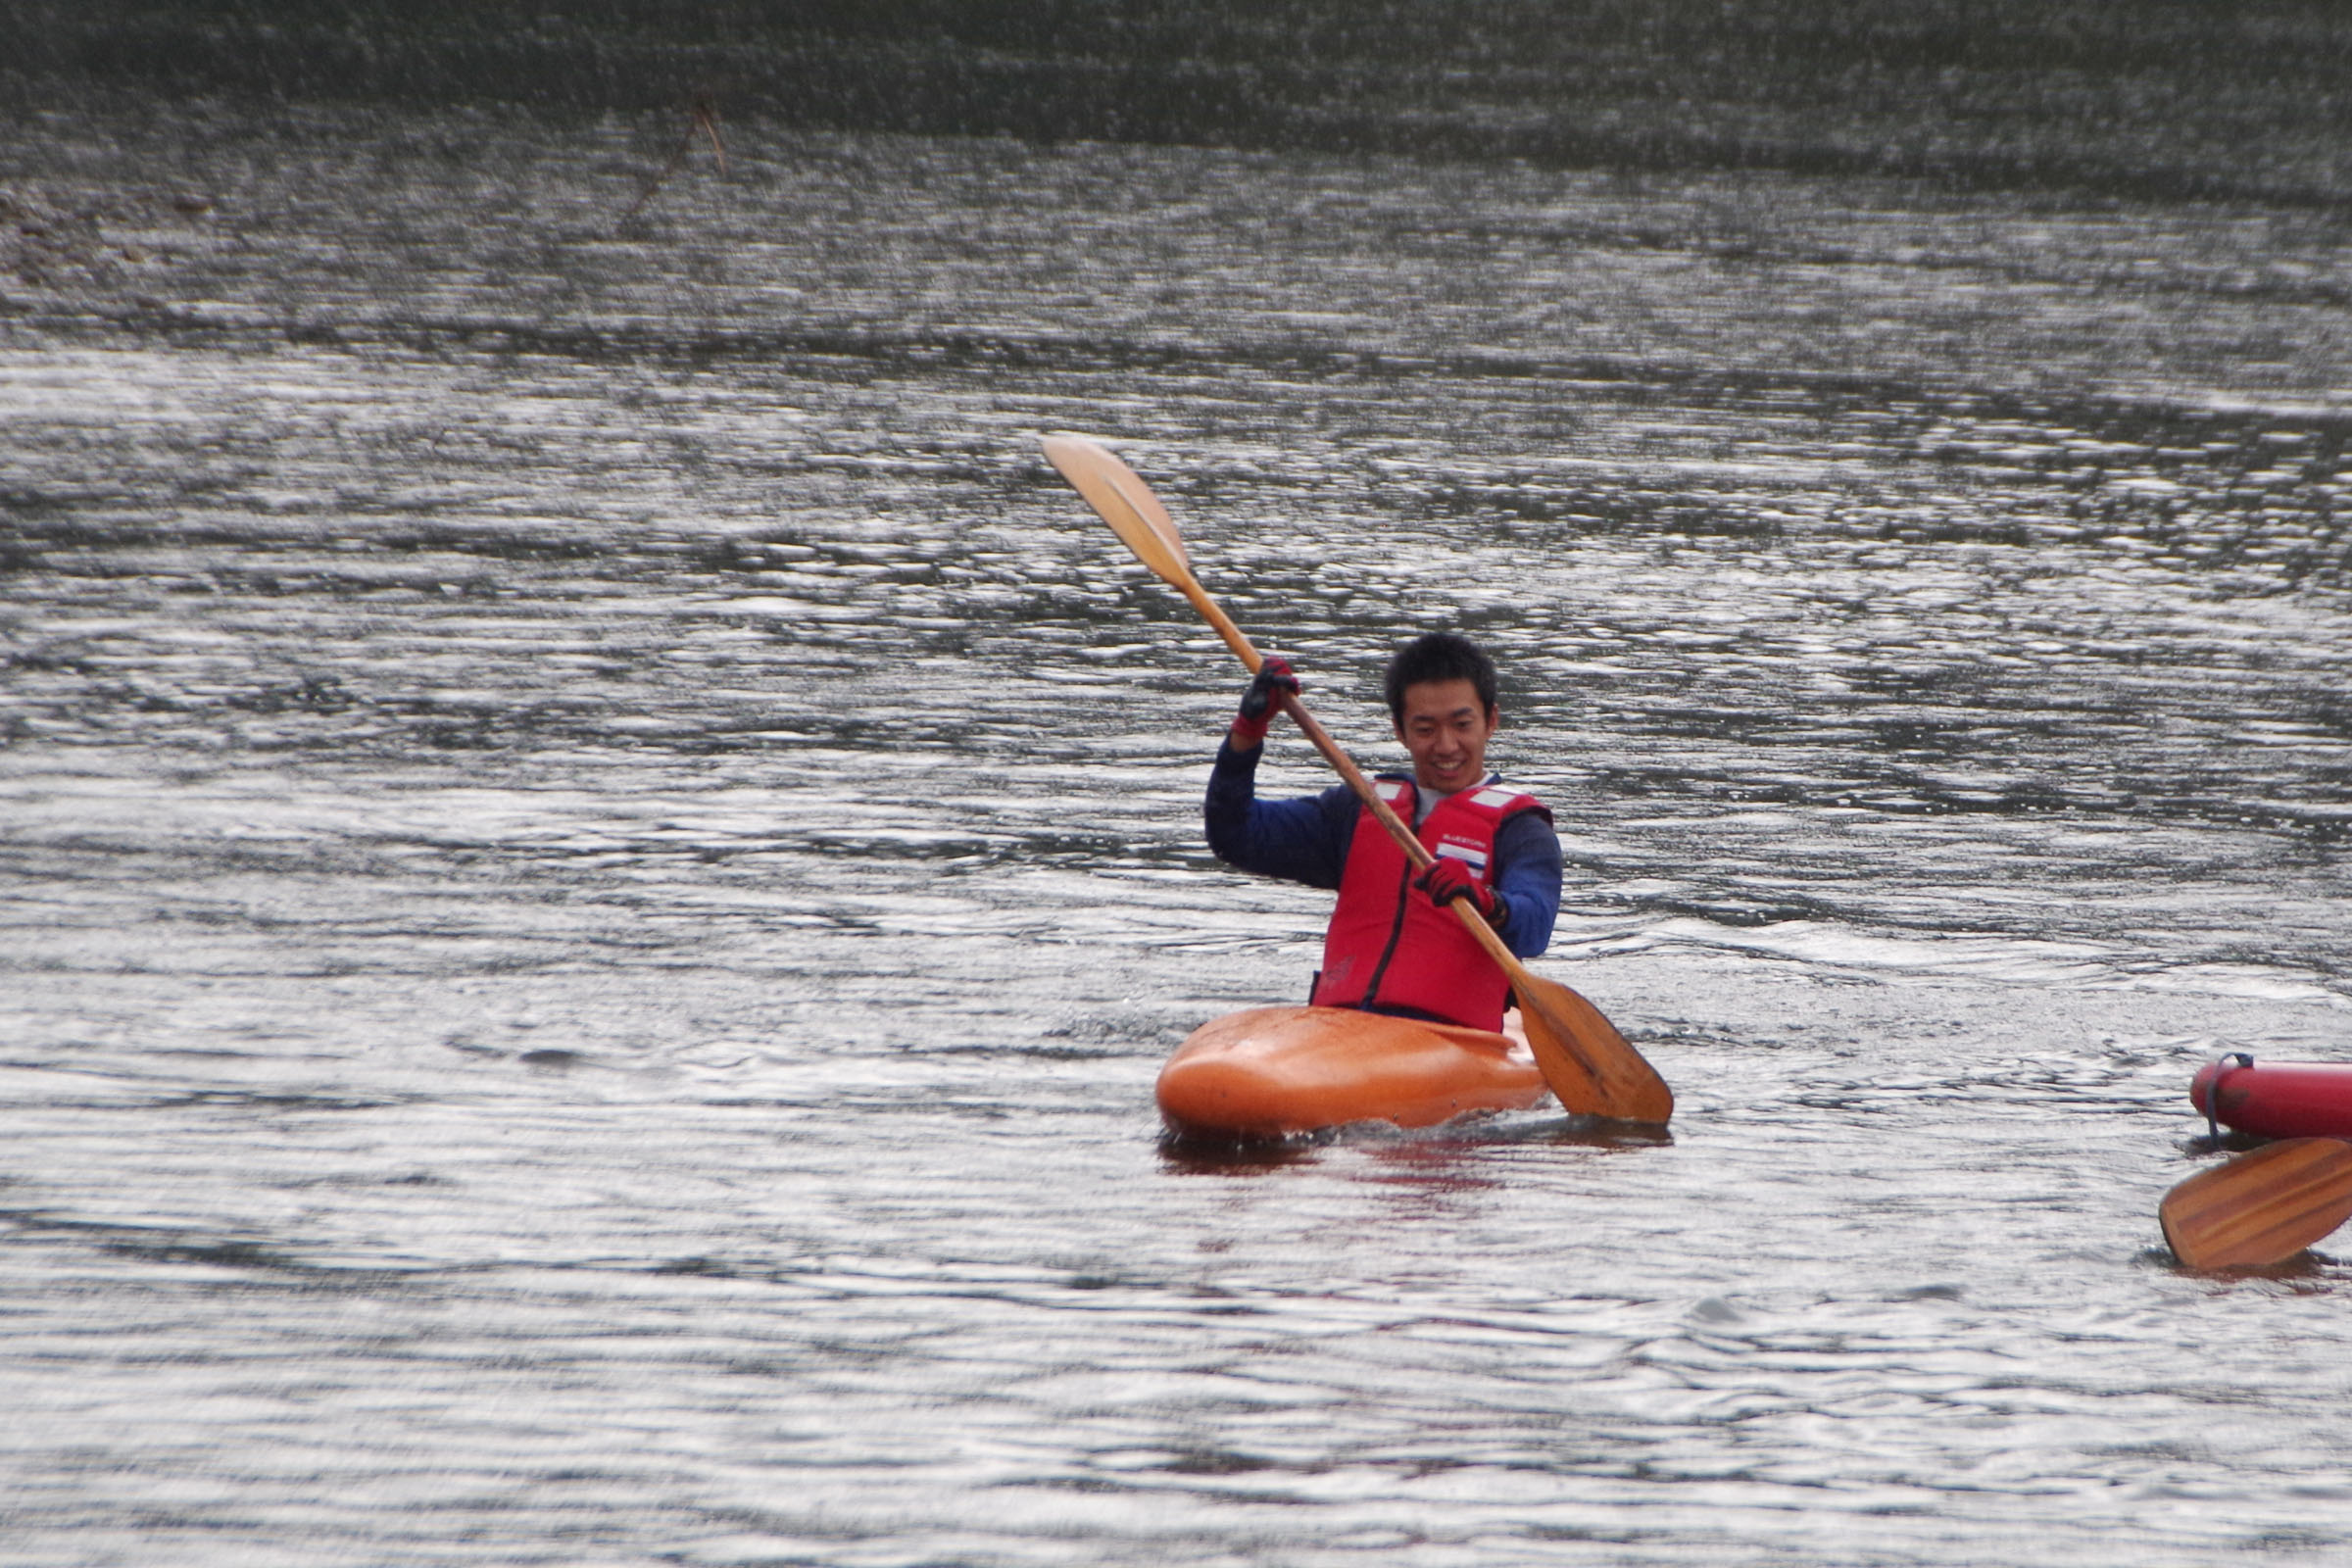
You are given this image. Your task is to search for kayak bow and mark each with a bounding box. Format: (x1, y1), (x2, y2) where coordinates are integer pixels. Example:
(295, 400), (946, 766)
(2191, 1055), (2352, 1140)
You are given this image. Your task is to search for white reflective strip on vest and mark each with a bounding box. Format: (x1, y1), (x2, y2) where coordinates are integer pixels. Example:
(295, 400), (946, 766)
(1434, 843), (1489, 871)
(1470, 787), (1519, 809)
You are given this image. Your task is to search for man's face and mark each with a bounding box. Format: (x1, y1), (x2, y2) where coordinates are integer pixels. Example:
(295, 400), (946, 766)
(1394, 677), (1499, 795)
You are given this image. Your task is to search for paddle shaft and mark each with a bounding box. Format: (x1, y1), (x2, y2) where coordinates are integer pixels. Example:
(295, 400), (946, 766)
(1171, 571), (1544, 990)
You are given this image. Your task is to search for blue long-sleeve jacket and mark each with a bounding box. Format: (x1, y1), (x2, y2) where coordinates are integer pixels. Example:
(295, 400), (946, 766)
(1203, 738), (1559, 958)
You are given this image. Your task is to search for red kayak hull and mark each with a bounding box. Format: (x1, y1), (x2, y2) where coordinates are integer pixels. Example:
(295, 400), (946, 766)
(1155, 1005), (1550, 1139)
(2191, 1057), (2352, 1140)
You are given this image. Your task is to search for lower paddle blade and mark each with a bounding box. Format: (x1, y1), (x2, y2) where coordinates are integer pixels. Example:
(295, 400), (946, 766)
(1517, 974), (1674, 1124)
(2160, 1138), (2352, 1270)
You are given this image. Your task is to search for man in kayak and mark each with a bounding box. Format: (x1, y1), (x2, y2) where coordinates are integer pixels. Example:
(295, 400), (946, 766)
(1204, 631), (1562, 1034)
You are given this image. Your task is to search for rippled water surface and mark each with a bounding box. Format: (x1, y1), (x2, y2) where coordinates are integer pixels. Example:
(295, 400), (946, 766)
(5, 105), (2352, 1565)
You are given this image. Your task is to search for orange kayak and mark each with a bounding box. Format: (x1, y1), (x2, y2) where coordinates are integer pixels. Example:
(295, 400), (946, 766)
(1155, 1005), (1551, 1139)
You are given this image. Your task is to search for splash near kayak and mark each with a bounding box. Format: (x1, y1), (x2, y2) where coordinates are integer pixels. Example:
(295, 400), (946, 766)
(1155, 1006), (1550, 1140)
(2190, 1055), (2352, 1140)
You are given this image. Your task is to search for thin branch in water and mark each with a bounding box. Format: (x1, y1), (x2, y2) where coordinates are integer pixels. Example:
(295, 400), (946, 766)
(696, 96), (727, 175)
(619, 92), (726, 228)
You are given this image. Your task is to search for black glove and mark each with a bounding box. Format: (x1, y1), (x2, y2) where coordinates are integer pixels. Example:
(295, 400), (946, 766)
(1414, 857), (1505, 927)
(1231, 656), (1300, 746)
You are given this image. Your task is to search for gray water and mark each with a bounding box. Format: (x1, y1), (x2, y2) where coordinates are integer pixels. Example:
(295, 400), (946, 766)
(4, 104), (2352, 1566)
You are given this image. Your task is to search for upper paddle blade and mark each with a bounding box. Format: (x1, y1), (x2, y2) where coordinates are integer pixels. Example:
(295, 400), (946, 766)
(1042, 434), (1192, 585)
(2160, 1137), (2352, 1270)
(1516, 973), (1674, 1124)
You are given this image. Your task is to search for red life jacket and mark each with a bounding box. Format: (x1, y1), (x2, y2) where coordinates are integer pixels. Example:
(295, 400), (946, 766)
(1309, 776), (1550, 1031)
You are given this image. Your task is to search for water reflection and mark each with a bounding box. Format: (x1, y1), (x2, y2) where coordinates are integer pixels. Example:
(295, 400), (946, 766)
(1159, 1138), (1324, 1176)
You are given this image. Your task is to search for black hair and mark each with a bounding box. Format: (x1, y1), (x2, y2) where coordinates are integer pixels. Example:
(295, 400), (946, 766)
(1383, 632), (1498, 723)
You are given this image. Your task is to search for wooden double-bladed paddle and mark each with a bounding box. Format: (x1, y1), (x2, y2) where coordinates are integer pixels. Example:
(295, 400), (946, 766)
(1041, 432), (1673, 1125)
(2160, 1137), (2352, 1270)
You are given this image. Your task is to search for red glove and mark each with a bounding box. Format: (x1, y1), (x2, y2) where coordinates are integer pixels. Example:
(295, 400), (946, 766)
(1415, 857), (1504, 927)
(1231, 656), (1300, 746)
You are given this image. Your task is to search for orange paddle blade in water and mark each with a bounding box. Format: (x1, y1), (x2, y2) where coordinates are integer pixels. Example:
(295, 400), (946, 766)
(2160, 1138), (2352, 1269)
